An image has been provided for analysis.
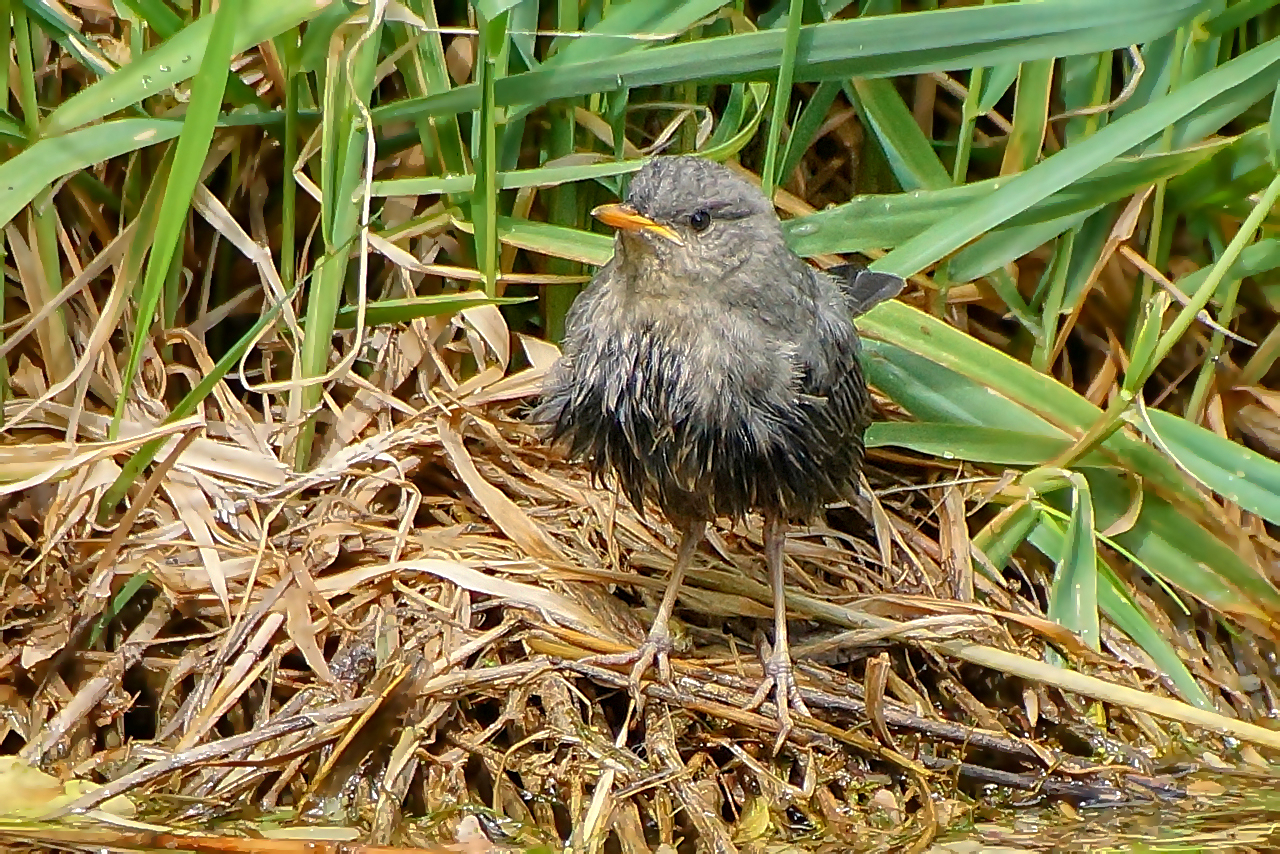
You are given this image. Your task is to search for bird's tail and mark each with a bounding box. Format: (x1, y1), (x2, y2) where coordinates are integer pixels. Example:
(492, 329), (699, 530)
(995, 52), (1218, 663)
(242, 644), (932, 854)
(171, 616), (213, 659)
(828, 263), (906, 317)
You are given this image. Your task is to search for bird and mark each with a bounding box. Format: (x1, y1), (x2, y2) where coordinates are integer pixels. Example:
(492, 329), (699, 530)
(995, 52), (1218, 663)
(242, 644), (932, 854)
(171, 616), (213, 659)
(535, 155), (904, 744)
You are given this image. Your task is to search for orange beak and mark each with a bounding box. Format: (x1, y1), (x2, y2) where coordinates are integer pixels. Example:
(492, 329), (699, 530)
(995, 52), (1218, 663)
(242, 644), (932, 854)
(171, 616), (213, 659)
(591, 203), (684, 246)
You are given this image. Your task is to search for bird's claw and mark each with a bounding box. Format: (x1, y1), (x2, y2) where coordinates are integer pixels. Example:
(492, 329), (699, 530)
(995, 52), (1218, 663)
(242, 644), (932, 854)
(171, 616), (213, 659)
(746, 643), (811, 751)
(590, 623), (676, 699)
(625, 639), (671, 691)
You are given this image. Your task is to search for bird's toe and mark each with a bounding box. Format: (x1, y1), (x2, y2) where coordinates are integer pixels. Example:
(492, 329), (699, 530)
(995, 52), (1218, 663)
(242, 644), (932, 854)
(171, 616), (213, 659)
(591, 623), (678, 698)
(748, 644), (811, 751)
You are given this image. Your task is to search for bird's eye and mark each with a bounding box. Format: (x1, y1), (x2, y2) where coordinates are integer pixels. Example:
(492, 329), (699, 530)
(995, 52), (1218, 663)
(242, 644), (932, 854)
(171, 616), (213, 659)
(688, 209), (712, 232)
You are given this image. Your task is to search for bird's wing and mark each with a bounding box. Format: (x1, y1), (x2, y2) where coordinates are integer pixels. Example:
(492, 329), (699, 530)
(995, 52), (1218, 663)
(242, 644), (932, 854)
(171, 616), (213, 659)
(792, 288), (874, 471)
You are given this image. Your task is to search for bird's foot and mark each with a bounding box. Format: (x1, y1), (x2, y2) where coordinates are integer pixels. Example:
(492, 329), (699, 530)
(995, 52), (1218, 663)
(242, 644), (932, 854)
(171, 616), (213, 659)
(746, 640), (811, 751)
(591, 622), (676, 698)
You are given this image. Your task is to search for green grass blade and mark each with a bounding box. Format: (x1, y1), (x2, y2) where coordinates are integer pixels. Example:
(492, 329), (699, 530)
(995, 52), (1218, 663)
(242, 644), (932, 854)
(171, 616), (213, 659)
(1040, 473), (1101, 652)
(334, 294), (533, 329)
(1086, 469), (1280, 619)
(474, 9), (511, 298)
(866, 422), (1112, 468)
(399, 0), (469, 180)
(101, 277), (302, 518)
(1000, 58), (1054, 175)
(1141, 408), (1280, 526)
(787, 140), (1225, 256)
(977, 62), (1019, 114)
(1029, 511), (1213, 708)
(863, 340), (1068, 439)
(115, 0), (265, 108)
(759, 0), (804, 198)
(777, 79), (840, 187)
(293, 7), (384, 469)
(879, 35), (1280, 276)
(42, 0), (326, 137)
(110, 0), (242, 439)
(849, 78), (951, 191)
(0, 120), (183, 228)
(1095, 561), (1213, 710)
(859, 304), (1198, 505)
(374, 0), (1207, 126)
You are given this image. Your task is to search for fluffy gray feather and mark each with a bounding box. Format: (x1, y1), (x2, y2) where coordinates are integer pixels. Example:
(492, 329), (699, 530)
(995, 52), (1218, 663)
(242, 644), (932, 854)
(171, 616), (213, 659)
(536, 156), (902, 524)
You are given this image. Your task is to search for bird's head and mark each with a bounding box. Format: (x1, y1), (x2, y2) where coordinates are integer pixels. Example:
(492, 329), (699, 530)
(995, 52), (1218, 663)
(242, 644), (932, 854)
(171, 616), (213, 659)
(592, 156), (787, 288)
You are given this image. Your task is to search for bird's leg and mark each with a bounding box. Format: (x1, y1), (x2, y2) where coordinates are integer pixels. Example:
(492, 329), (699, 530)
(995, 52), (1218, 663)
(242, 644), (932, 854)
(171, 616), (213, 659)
(746, 514), (811, 749)
(628, 519), (705, 687)
(595, 519), (705, 694)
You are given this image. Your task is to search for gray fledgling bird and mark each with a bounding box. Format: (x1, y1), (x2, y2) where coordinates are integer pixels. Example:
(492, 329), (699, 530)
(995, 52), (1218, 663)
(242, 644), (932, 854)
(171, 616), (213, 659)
(537, 156), (903, 742)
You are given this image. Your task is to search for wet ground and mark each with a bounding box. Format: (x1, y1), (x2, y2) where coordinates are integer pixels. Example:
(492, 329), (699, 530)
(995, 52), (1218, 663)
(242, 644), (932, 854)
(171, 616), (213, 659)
(929, 774), (1280, 852)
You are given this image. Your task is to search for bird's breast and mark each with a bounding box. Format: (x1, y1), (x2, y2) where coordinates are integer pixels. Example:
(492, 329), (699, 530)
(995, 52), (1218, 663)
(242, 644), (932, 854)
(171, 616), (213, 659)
(545, 300), (862, 523)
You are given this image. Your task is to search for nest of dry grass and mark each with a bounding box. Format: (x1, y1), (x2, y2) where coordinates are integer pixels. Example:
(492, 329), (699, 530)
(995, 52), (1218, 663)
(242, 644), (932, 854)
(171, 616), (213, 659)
(2, 298), (1275, 853)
